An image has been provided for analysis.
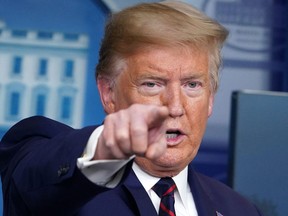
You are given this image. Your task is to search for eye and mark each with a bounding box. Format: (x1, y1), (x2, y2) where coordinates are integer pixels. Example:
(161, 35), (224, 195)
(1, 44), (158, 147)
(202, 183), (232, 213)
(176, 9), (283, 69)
(187, 81), (199, 88)
(143, 82), (156, 88)
(139, 80), (163, 96)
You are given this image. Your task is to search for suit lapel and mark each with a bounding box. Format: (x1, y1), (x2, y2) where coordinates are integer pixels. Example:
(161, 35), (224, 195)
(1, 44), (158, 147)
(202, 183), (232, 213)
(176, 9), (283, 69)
(187, 165), (220, 216)
(121, 162), (158, 216)
(121, 162), (224, 216)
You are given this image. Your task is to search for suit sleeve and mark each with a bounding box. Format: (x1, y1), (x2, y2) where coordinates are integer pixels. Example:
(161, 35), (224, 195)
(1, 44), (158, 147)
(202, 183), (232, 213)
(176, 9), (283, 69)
(0, 116), (108, 216)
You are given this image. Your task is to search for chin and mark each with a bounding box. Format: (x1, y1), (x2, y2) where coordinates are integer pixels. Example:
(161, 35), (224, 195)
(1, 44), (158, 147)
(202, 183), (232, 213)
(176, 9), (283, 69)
(161, 147), (195, 164)
(136, 151), (191, 177)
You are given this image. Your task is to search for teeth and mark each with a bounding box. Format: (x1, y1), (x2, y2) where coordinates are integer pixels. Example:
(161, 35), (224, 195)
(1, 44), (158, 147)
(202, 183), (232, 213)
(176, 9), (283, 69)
(166, 133), (178, 139)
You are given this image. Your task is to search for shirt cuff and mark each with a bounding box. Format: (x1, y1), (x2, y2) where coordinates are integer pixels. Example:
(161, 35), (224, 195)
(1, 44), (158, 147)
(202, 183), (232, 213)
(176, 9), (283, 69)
(77, 125), (133, 188)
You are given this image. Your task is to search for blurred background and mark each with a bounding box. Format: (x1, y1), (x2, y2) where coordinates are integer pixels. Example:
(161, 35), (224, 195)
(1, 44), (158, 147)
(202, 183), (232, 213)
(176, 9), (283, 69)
(0, 0), (287, 215)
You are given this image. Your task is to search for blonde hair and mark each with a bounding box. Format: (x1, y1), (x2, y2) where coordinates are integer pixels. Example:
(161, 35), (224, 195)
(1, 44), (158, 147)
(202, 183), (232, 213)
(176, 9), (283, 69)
(96, 0), (228, 93)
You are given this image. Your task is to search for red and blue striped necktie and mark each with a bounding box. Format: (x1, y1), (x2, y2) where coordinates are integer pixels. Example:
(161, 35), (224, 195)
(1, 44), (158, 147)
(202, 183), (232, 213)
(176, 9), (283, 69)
(152, 177), (176, 216)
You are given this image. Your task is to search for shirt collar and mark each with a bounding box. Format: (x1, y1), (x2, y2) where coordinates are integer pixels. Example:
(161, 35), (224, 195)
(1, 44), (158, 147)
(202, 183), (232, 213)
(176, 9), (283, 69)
(132, 162), (188, 206)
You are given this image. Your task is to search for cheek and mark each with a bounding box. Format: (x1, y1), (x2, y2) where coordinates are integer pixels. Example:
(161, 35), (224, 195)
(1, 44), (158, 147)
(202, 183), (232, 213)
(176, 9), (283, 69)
(184, 98), (211, 141)
(185, 98), (210, 119)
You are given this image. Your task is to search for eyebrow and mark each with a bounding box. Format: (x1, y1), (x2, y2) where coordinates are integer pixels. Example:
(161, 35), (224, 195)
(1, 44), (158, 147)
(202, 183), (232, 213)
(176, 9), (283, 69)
(180, 73), (206, 81)
(135, 75), (168, 85)
(138, 65), (207, 81)
(136, 73), (207, 85)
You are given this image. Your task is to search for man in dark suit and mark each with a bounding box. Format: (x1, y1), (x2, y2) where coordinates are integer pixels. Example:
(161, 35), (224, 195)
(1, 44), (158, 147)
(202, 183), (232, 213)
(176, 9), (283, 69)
(0, 1), (262, 215)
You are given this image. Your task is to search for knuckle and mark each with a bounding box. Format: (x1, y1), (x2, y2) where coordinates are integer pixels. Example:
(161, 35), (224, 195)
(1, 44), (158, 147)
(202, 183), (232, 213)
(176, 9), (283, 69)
(117, 110), (126, 118)
(129, 104), (138, 111)
(105, 139), (115, 148)
(115, 129), (129, 143)
(104, 114), (114, 124)
(129, 104), (144, 114)
(130, 126), (146, 136)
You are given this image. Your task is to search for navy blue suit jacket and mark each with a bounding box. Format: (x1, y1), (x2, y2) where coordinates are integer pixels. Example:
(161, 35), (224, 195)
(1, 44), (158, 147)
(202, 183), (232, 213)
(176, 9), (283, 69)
(0, 116), (262, 216)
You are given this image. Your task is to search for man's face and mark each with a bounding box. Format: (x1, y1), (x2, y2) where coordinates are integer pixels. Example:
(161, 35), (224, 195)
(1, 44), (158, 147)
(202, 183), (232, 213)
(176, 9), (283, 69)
(105, 45), (214, 177)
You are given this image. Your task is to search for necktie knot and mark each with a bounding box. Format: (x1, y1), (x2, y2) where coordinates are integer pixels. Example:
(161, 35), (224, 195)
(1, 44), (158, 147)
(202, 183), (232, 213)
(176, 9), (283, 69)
(153, 177), (176, 198)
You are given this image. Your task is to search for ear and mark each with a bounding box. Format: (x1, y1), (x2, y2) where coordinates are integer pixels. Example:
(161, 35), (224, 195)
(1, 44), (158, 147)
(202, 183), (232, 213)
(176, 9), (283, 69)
(97, 78), (115, 114)
(208, 94), (214, 117)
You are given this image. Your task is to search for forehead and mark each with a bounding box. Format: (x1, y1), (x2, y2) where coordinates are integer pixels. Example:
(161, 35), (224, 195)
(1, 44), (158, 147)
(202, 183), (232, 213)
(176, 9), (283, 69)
(125, 45), (209, 77)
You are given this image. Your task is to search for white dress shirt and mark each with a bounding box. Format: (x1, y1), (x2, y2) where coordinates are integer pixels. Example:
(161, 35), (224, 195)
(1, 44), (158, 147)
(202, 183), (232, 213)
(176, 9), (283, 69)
(132, 162), (198, 216)
(77, 126), (198, 215)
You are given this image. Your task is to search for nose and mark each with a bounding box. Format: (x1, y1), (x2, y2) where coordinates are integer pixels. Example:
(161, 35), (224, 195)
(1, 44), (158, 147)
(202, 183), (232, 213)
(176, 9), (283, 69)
(163, 85), (185, 118)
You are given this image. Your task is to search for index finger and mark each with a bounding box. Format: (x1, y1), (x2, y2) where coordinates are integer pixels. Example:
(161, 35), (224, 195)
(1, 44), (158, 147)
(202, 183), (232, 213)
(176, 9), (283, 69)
(129, 105), (168, 156)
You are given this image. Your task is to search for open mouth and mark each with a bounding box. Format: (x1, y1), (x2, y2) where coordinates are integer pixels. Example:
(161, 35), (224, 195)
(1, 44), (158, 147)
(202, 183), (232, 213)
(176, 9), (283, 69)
(166, 130), (182, 139)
